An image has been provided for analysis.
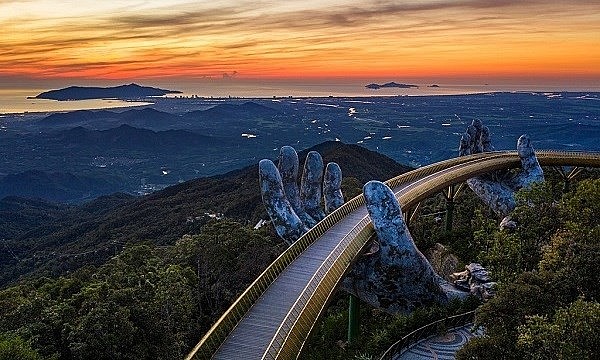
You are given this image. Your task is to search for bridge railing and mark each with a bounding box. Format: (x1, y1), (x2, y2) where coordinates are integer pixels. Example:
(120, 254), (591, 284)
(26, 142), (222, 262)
(267, 153), (517, 358)
(268, 212), (375, 358)
(185, 184), (367, 359)
(187, 150), (600, 359)
(384, 151), (506, 190)
(185, 153), (495, 359)
(379, 310), (477, 360)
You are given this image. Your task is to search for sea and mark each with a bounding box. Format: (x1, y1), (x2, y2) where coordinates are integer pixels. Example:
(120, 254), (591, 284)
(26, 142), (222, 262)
(2, 81), (600, 114)
(0, 89), (151, 115)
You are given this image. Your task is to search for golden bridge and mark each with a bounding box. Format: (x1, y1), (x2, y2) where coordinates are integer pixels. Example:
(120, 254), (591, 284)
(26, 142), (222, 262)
(186, 150), (600, 360)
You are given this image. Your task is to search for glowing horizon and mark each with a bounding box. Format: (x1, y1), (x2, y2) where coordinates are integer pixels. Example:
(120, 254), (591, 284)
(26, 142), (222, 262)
(2, 1), (599, 87)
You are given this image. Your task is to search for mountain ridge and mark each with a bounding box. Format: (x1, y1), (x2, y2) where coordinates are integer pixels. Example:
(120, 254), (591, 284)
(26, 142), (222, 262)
(0, 141), (412, 287)
(0, 170), (120, 203)
(54, 124), (227, 149)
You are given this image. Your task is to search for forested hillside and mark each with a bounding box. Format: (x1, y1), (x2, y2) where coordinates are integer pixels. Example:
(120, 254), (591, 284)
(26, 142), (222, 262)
(1, 144), (597, 360)
(0, 141), (410, 359)
(456, 177), (600, 359)
(0, 142), (410, 286)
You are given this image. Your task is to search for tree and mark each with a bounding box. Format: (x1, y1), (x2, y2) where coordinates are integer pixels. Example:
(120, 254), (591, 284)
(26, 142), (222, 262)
(517, 299), (600, 360)
(0, 333), (43, 360)
(458, 179), (600, 359)
(558, 179), (599, 229)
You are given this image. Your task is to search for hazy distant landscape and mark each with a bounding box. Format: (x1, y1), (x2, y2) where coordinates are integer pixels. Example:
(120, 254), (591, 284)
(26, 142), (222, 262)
(1, 90), (599, 202)
(1, 90), (598, 359)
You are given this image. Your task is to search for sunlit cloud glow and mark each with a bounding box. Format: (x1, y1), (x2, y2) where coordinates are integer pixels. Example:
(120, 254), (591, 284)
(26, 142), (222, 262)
(1, 0), (599, 85)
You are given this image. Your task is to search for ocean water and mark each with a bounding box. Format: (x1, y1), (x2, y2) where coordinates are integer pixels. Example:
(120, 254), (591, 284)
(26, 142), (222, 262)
(0, 89), (151, 115)
(165, 82), (492, 98)
(164, 81), (600, 99)
(2, 81), (600, 114)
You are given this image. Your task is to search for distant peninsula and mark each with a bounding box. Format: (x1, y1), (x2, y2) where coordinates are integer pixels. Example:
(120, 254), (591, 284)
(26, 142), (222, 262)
(365, 82), (419, 90)
(34, 83), (182, 101)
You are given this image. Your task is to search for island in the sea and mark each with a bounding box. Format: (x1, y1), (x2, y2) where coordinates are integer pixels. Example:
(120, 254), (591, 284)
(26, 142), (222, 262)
(365, 82), (419, 90)
(34, 83), (182, 101)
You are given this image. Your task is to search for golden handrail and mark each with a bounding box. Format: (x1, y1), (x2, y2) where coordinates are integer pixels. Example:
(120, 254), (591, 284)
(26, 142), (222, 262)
(186, 150), (600, 360)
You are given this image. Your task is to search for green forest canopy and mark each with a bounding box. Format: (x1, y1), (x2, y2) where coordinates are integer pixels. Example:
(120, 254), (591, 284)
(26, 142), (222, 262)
(0, 172), (598, 359)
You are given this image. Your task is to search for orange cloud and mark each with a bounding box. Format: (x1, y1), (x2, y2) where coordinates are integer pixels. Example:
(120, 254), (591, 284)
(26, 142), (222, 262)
(1, 0), (599, 84)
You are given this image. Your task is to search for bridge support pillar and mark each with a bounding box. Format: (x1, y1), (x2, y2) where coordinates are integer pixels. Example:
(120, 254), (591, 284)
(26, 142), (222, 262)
(347, 294), (360, 343)
(405, 202), (421, 228)
(554, 166), (584, 192)
(443, 184), (464, 232)
(445, 200), (454, 232)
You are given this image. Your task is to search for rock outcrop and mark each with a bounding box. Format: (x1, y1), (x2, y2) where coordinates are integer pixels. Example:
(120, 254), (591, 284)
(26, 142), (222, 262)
(451, 263), (496, 300)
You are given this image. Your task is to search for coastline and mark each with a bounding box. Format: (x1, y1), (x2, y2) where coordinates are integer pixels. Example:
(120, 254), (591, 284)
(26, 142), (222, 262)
(2, 83), (600, 115)
(0, 89), (153, 115)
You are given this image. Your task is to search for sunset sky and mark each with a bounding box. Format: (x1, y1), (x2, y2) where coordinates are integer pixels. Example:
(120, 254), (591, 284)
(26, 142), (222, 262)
(1, 0), (599, 88)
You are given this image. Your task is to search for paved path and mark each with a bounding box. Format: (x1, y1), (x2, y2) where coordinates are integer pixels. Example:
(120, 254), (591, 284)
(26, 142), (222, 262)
(395, 325), (483, 360)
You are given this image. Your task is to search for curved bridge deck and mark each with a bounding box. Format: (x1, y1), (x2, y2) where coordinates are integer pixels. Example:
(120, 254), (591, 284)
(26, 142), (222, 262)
(214, 204), (370, 359)
(187, 151), (600, 360)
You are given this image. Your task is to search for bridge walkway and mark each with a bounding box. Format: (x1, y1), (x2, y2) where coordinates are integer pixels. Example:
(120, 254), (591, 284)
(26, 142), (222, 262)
(213, 201), (371, 358)
(214, 178), (421, 359)
(188, 151), (600, 360)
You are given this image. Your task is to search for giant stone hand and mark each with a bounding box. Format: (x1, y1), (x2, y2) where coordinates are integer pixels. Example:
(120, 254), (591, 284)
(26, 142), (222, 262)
(259, 146), (489, 314)
(459, 120), (544, 217)
(259, 146), (344, 245)
(342, 180), (469, 313)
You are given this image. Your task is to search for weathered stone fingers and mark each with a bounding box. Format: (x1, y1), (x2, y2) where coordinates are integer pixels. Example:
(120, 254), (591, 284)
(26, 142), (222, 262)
(323, 162), (344, 213)
(460, 120), (492, 155)
(363, 181), (437, 277)
(466, 119), (484, 154)
(301, 151), (326, 221)
(459, 133), (472, 156)
(511, 134), (544, 189)
(481, 125), (493, 152)
(261, 146), (347, 244)
(459, 119), (544, 218)
(277, 146), (317, 227)
(259, 159), (308, 244)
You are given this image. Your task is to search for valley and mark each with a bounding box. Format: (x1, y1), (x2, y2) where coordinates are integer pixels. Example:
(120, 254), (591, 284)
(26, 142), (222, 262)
(1, 92), (598, 203)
